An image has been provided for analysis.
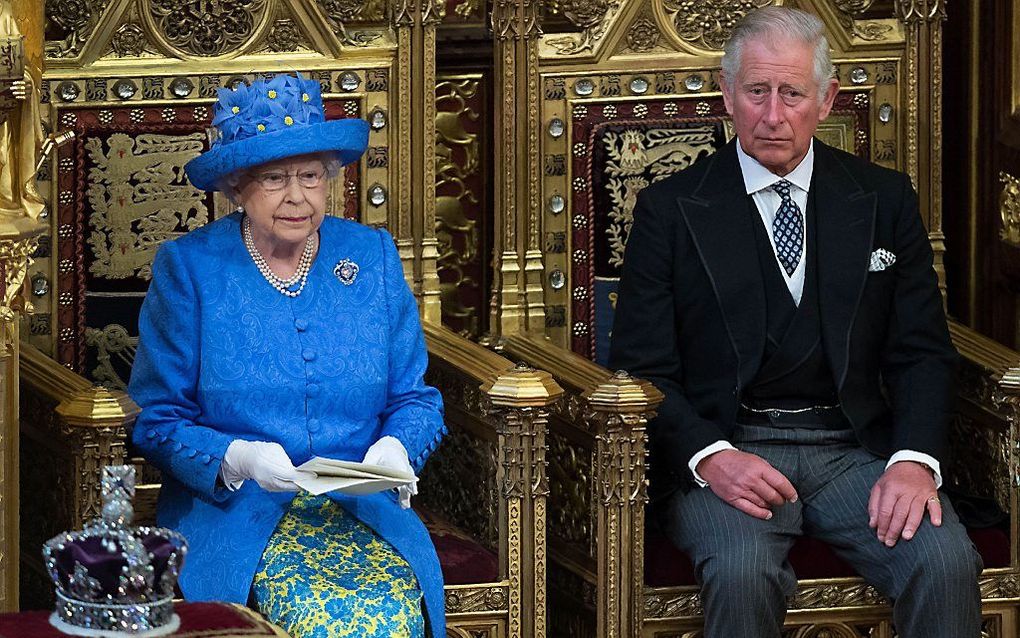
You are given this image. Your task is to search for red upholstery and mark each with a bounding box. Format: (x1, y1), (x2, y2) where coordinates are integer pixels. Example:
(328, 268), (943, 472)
(645, 527), (1010, 587)
(421, 509), (500, 586)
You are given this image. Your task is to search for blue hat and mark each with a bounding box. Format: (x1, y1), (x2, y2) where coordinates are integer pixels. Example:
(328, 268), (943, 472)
(184, 73), (369, 192)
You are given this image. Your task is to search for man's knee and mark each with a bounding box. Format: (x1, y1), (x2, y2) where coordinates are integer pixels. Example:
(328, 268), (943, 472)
(696, 541), (796, 600)
(894, 523), (982, 592)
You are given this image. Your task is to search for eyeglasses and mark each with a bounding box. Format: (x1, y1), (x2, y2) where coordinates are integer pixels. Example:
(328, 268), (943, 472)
(248, 168), (328, 192)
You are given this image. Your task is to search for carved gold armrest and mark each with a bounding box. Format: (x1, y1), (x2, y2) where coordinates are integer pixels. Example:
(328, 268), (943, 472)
(948, 321), (1020, 521)
(502, 334), (662, 638)
(423, 323), (562, 637)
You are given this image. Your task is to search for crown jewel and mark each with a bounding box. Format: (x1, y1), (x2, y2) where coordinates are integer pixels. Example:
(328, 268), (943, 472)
(43, 466), (188, 637)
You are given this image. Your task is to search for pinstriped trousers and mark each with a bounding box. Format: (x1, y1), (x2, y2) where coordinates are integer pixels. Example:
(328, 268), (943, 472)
(662, 425), (983, 638)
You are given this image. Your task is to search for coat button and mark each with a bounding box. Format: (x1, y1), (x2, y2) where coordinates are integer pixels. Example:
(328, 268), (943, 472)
(302, 349), (316, 362)
(308, 419), (321, 433)
(294, 318), (308, 331)
(769, 410), (781, 418)
(307, 383), (320, 397)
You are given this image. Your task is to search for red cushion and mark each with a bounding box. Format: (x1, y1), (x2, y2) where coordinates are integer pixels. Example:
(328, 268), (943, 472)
(645, 527), (1010, 587)
(419, 509), (499, 586)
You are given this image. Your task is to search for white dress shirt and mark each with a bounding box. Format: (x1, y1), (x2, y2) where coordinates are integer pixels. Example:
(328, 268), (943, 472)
(687, 141), (942, 488)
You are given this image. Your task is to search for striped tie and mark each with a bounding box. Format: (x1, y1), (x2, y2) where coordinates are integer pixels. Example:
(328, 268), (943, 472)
(771, 179), (803, 276)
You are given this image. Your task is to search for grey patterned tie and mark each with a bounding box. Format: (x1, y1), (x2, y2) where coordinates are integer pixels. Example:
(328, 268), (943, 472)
(771, 179), (803, 276)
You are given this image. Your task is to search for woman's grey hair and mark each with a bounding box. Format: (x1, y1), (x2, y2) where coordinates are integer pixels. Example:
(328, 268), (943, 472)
(218, 152), (343, 203)
(721, 7), (835, 104)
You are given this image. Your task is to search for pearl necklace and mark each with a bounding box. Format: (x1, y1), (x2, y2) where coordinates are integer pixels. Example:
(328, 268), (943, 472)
(242, 215), (315, 297)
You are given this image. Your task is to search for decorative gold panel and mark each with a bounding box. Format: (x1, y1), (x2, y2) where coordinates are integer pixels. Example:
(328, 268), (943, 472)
(658, 0), (775, 53)
(143, 0), (272, 58)
(1001, 172), (1020, 247)
(435, 74), (488, 338)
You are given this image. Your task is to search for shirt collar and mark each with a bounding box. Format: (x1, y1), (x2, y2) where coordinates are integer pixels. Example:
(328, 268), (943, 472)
(735, 138), (814, 195)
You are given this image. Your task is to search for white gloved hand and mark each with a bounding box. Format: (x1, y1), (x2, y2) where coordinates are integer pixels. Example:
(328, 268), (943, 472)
(362, 436), (418, 509)
(220, 440), (311, 493)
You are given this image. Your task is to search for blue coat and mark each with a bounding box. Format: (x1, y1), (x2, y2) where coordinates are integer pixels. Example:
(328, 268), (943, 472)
(128, 212), (447, 637)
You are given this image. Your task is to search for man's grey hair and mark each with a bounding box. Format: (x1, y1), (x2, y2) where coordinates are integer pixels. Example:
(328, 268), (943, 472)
(721, 7), (835, 104)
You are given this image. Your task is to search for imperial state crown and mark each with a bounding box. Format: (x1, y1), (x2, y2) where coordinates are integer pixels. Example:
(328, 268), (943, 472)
(43, 466), (188, 637)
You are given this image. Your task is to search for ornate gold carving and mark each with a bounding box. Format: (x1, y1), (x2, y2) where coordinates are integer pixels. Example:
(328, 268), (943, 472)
(84, 132), (207, 280)
(417, 414), (500, 549)
(548, 430), (594, 554)
(44, 0), (110, 58)
(445, 585), (509, 613)
(265, 19), (300, 52)
(435, 78), (482, 337)
(0, 233), (39, 346)
(834, 0), (894, 41)
(625, 15), (660, 53)
(447, 0), (482, 20)
(110, 23), (148, 57)
(894, 0), (947, 23)
(1000, 172), (1020, 247)
(147, 0), (269, 57)
(545, 0), (618, 55)
(490, 0), (517, 40)
(314, 0), (382, 46)
(660, 0), (774, 52)
(600, 126), (716, 268)
(83, 323), (136, 391)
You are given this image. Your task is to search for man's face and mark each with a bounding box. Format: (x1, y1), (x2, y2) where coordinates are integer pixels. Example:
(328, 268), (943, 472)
(721, 36), (839, 176)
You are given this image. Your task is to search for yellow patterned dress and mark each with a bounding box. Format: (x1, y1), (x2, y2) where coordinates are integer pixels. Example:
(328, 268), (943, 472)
(252, 493), (426, 638)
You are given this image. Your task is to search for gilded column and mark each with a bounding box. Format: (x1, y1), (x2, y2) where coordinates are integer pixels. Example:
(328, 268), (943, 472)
(585, 371), (662, 638)
(394, 0), (442, 322)
(491, 0), (543, 335)
(895, 0), (947, 296)
(520, 0), (545, 332)
(0, 0), (46, 611)
(483, 363), (562, 638)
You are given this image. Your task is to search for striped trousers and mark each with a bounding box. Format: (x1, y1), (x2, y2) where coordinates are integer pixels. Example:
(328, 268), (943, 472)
(661, 425), (982, 638)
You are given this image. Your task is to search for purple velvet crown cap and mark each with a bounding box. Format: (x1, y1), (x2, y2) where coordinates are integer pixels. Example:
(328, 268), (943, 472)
(43, 466), (188, 637)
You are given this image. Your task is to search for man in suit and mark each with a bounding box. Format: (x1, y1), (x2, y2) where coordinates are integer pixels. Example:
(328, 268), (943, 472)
(609, 7), (981, 638)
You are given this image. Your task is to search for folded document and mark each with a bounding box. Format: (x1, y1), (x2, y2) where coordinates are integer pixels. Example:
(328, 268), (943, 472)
(294, 457), (417, 496)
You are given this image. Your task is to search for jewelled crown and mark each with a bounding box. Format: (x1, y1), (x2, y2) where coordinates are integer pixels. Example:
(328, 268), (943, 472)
(43, 466), (188, 637)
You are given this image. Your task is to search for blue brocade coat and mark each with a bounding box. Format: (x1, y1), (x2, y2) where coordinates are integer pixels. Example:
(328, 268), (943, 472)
(128, 212), (447, 637)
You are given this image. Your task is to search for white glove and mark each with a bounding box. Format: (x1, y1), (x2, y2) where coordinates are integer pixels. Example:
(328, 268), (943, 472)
(362, 436), (418, 509)
(220, 440), (311, 493)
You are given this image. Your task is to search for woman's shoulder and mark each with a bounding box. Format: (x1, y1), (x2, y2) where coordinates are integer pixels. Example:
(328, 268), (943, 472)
(319, 215), (391, 255)
(166, 213), (241, 258)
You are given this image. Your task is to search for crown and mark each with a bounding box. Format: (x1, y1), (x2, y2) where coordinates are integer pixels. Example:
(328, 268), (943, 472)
(43, 466), (188, 637)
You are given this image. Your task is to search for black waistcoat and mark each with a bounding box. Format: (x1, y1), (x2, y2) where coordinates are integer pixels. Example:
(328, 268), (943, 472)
(742, 194), (840, 410)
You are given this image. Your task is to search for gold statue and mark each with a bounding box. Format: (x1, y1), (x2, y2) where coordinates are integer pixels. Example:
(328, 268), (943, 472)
(0, 0), (45, 221)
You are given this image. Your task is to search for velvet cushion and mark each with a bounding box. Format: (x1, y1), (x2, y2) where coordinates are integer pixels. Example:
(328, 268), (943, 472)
(419, 509), (499, 586)
(645, 527), (1010, 587)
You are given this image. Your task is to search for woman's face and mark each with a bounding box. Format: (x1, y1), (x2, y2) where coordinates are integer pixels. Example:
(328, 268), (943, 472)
(234, 154), (331, 248)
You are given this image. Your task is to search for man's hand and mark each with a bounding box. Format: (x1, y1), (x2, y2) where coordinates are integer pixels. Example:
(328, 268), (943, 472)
(696, 449), (798, 520)
(868, 461), (940, 547)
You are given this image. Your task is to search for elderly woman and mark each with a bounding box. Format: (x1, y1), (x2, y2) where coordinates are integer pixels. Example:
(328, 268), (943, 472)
(128, 73), (446, 638)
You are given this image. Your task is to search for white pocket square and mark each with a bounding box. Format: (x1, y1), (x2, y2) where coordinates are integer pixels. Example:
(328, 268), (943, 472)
(869, 248), (896, 272)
